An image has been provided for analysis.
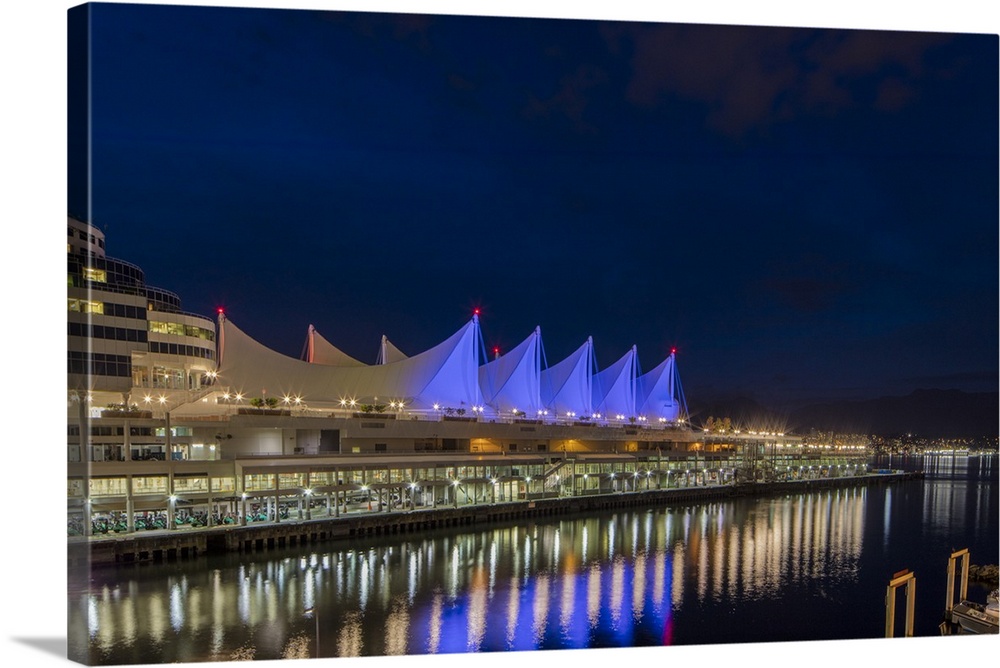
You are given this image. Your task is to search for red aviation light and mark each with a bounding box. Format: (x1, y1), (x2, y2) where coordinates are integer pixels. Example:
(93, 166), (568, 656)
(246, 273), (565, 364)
(671, 347), (677, 355)
(474, 308), (480, 316)
(217, 307), (225, 315)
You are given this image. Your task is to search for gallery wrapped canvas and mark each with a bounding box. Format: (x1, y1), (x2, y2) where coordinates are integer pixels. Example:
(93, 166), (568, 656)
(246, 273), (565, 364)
(61, 2), (998, 667)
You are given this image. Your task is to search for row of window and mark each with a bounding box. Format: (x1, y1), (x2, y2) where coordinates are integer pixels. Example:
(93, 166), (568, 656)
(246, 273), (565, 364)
(67, 322), (215, 359)
(132, 366), (208, 391)
(68, 321), (149, 343)
(68, 256), (146, 290)
(67, 351), (131, 377)
(144, 287), (182, 311)
(67, 302), (213, 339)
(148, 321), (215, 341)
(103, 303), (148, 320)
(147, 341), (215, 360)
(70, 227), (105, 248)
(78, 476), (238, 498)
(67, 298), (104, 314)
(69, 425), (155, 436)
(86, 425), (195, 437)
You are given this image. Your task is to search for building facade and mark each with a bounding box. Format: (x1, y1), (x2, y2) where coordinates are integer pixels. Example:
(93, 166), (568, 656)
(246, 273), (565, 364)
(67, 216), (217, 463)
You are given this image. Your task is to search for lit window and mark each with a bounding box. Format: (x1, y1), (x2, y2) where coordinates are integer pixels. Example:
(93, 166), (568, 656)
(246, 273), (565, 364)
(68, 299), (104, 314)
(83, 267), (107, 283)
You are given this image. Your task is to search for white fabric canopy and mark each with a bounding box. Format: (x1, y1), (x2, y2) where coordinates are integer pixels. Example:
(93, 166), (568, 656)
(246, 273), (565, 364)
(540, 337), (593, 416)
(377, 335), (408, 364)
(636, 353), (680, 420)
(305, 325), (367, 366)
(478, 327), (542, 414)
(592, 346), (636, 418)
(218, 314), (482, 409)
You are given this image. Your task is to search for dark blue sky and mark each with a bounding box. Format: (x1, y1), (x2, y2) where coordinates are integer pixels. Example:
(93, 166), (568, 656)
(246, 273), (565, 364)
(70, 3), (998, 407)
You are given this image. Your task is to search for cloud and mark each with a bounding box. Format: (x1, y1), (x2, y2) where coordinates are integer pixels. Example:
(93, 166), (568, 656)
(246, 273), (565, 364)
(901, 371), (999, 385)
(604, 23), (954, 136)
(522, 65), (610, 135)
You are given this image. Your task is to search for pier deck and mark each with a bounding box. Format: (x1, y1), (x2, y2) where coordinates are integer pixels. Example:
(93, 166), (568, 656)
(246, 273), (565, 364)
(69, 471), (921, 568)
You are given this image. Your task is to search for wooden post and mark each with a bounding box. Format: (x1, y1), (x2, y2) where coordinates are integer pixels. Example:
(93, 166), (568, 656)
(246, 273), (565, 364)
(945, 548), (970, 615)
(905, 576), (916, 636)
(886, 570), (916, 638)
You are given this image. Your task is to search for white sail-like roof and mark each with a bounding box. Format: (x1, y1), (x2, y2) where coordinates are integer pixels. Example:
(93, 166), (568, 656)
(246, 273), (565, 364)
(218, 314), (481, 409)
(478, 327), (542, 414)
(635, 352), (680, 420)
(305, 325), (367, 366)
(592, 346), (636, 418)
(377, 335), (408, 364)
(540, 337), (593, 416)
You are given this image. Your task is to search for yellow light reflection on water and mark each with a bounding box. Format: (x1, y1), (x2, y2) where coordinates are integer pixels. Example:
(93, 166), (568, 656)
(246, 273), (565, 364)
(146, 592), (167, 645)
(560, 563), (576, 633)
(427, 594), (443, 654)
(671, 543), (685, 609)
(336, 611), (363, 657)
(651, 548), (666, 613)
(467, 568), (487, 650)
(632, 552), (647, 620)
(385, 597), (410, 655)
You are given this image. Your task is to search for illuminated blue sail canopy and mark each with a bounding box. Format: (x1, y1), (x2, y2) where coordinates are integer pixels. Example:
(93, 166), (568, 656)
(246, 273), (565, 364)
(478, 327), (542, 415)
(592, 345), (636, 418)
(636, 352), (681, 420)
(540, 337), (593, 416)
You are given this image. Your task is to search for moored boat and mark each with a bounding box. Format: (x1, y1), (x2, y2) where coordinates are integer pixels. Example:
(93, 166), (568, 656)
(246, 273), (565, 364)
(950, 589), (999, 635)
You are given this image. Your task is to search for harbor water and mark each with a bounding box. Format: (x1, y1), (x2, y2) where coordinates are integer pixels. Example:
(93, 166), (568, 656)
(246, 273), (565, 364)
(68, 454), (998, 664)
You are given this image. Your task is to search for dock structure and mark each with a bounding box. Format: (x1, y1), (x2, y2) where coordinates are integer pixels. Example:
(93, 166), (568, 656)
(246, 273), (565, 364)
(941, 549), (1000, 635)
(70, 470), (920, 567)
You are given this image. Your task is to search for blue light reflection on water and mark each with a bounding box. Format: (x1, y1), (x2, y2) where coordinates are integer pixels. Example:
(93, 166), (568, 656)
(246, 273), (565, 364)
(69, 455), (998, 664)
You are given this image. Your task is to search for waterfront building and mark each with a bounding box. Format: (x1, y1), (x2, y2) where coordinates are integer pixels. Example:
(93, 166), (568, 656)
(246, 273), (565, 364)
(67, 216), (218, 463)
(67, 217), (868, 538)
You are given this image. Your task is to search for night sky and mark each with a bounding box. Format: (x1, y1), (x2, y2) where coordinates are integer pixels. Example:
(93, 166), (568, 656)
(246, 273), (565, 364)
(69, 2), (998, 408)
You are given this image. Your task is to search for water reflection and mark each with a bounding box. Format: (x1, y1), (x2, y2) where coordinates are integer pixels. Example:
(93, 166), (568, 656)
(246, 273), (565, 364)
(73, 479), (987, 664)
